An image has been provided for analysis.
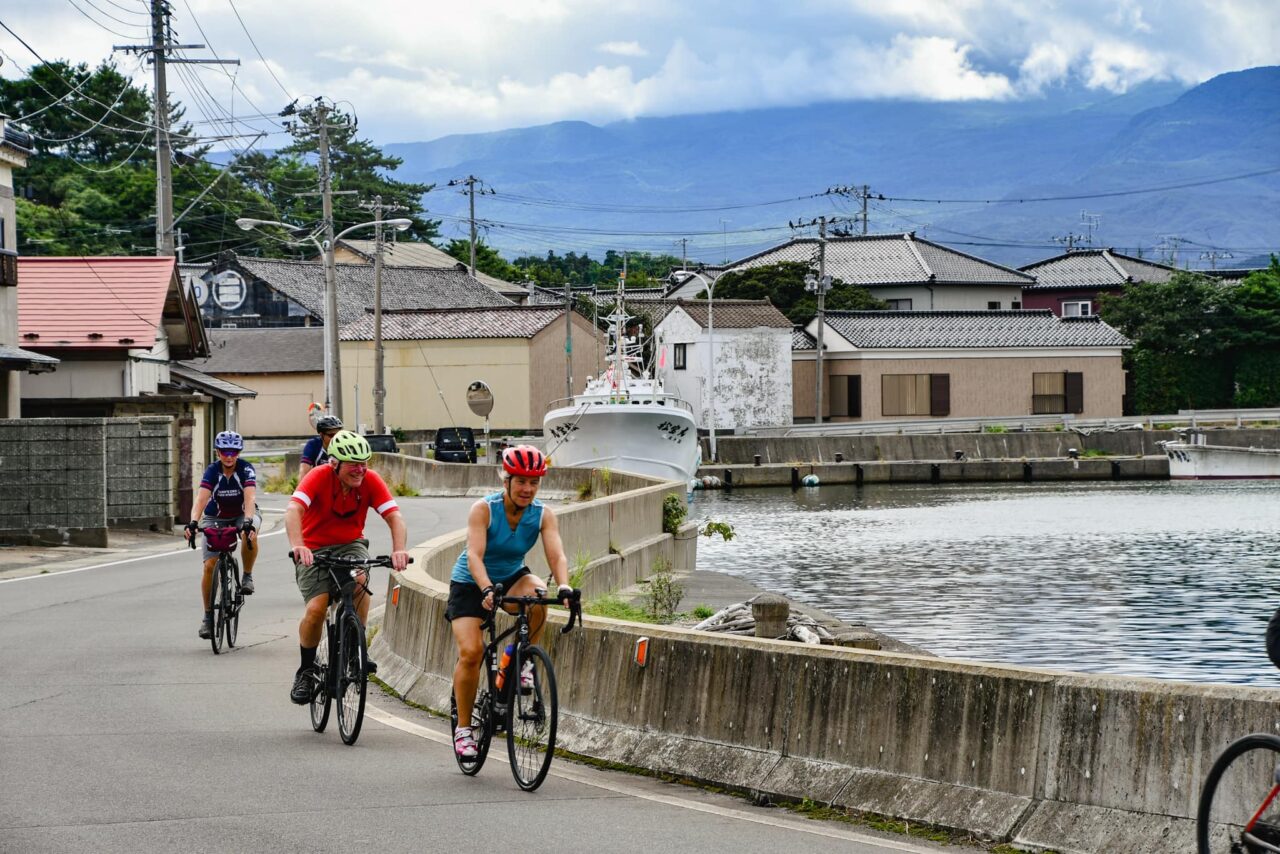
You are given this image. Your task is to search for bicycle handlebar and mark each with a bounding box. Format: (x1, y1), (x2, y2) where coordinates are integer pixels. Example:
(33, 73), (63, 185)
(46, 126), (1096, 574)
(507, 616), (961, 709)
(491, 583), (583, 634)
(286, 551), (413, 568)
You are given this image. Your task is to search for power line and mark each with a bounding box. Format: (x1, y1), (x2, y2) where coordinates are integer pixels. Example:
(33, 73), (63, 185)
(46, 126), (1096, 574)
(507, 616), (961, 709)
(64, 0), (149, 39)
(225, 0), (293, 100)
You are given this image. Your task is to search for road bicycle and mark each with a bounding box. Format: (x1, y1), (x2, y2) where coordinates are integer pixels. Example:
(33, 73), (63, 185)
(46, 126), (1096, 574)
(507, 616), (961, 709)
(190, 523), (245, 654)
(292, 552), (408, 746)
(1197, 733), (1280, 853)
(450, 582), (582, 791)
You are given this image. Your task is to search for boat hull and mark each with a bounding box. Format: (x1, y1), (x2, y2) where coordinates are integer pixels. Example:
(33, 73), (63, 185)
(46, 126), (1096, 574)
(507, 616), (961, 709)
(544, 403), (700, 483)
(1163, 442), (1280, 479)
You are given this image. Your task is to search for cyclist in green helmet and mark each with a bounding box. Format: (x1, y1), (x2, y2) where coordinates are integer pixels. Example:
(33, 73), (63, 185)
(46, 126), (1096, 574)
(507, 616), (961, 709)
(285, 429), (410, 705)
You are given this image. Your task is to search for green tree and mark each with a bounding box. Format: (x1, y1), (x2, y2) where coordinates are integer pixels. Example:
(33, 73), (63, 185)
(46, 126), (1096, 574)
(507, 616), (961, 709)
(444, 239), (521, 281)
(709, 261), (887, 324)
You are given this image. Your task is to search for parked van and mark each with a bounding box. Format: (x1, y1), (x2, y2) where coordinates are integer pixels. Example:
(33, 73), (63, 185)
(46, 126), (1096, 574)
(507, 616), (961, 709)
(433, 427), (477, 463)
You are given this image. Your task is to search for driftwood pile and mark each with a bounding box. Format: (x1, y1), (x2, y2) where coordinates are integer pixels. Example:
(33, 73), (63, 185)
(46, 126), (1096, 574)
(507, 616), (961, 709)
(691, 597), (835, 644)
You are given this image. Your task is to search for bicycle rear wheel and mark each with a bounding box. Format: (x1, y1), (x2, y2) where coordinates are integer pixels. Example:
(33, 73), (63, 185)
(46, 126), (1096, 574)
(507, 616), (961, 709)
(224, 558), (240, 649)
(209, 561), (225, 655)
(310, 622), (331, 733)
(336, 612), (367, 745)
(451, 688), (494, 775)
(1198, 733), (1280, 853)
(506, 644), (557, 791)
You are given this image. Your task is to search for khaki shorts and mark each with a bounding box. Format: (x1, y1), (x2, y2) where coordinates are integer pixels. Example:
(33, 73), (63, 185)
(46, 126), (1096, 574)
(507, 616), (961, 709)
(295, 539), (370, 603)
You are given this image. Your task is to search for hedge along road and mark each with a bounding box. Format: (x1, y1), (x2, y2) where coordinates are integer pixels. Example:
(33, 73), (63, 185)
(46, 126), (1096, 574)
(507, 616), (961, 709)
(0, 492), (964, 854)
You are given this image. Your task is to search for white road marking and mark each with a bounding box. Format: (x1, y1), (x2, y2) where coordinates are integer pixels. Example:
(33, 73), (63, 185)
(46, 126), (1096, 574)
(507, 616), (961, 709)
(0, 529), (287, 585)
(364, 704), (936, 852)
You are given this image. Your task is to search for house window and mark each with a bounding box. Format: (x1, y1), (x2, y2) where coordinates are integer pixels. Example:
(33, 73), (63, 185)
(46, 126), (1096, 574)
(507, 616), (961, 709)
(846, 375), (861, 418)
(1033, 372), (1084, 414)
(1011, 301), (1022, 310)
(673, 343), (687, 370)
(882, 374), (949, 417)
(988, 301), (1002, 310)
(886, 298), (912, 311)
(1062, 300), (1093, 317)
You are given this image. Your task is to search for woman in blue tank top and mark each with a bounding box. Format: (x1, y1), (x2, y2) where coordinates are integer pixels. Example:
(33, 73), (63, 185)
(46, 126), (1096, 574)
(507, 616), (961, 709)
(447, 445), (571, 759)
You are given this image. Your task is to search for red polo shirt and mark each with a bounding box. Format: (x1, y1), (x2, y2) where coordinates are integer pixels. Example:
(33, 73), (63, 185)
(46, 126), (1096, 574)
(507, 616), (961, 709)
(290, 464), (398, 549)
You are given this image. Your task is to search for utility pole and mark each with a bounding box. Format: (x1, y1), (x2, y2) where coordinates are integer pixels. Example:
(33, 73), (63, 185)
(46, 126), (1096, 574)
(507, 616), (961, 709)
(805, 218), (833, 425)
(116, 0), (237, 256)
(675, 237), (689, 271)
(861, 184), (869, 235)
(360, 194), (406, 434)
(447, 175), (487, 276)
(564, 281), (573, 399)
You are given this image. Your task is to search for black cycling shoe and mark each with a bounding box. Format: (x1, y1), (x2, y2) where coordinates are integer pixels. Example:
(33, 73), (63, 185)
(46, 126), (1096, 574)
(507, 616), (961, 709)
(290, 669), (313, 705)
(240, 573), (255, 595)
(198, 614), (213, 639)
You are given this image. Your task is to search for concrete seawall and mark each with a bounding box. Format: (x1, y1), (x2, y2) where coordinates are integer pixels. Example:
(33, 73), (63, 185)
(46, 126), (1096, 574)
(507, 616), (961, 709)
(371, 460), (1280, 853)
(699, 456), (1170, 486)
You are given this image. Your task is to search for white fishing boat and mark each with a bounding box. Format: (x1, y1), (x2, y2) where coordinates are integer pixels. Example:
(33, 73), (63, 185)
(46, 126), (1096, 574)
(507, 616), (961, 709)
(543, 266), (701, 483)
(1162, 434), (1280, 479)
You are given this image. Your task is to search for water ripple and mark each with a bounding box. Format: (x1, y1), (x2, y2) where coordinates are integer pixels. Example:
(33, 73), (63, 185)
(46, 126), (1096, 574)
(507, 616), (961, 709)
(691, 480), (1280, 685)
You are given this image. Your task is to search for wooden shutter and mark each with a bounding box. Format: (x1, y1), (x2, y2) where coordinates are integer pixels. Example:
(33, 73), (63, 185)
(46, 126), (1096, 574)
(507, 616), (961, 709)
(929, 374), (950, 417)
(847, 376), (861, 418)
(1064, 371), (1084, 414)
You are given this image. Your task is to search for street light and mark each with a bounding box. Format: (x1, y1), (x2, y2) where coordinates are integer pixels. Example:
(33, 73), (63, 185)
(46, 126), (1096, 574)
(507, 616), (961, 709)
(707, 276), (717, 463)
(235, 216), (411, 424)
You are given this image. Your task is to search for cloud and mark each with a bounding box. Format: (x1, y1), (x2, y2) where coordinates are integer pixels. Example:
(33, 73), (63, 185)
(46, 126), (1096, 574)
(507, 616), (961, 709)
(598, 41), (647, 57)
(1, 0), (1276, 140)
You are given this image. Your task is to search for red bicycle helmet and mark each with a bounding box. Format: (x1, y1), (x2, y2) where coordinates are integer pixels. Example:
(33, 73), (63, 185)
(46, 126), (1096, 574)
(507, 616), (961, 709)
(502, 445), (547, 477)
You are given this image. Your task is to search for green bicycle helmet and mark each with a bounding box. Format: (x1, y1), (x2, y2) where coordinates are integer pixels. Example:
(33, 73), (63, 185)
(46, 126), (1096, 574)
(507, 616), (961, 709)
(328, 430), (372, 463)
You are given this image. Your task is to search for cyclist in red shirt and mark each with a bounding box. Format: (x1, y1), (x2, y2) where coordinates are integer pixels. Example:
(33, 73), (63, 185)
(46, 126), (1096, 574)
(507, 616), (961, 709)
(285, 430), (410, 704)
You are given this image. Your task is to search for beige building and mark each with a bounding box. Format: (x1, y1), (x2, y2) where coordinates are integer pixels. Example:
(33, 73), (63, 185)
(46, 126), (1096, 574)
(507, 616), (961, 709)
(182, 327), (325, 438)
(795, 310), (1130, 422)
(0, 118), (57, 415)
(339, 306), (606, 433)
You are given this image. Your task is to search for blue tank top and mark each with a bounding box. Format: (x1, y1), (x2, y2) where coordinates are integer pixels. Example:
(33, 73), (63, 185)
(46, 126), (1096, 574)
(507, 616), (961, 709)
(451, 492), (544, 585)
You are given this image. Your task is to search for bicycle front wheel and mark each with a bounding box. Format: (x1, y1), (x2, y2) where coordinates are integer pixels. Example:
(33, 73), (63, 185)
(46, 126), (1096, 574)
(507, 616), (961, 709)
(336, 612), (368, 745)
(224, 558), (240, 649)
(310, 622), (331, 733)
(1198, 733), (1280, 853)
(209, 561), (225, 655)
(507, 644), (557, 791)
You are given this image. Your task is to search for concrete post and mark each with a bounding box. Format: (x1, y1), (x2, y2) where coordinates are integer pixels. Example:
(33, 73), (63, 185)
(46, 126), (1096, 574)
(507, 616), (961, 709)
(751, 593), (789, 639)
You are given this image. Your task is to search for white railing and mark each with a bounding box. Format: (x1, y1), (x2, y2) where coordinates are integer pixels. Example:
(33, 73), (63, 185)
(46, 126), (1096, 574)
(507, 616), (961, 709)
(738, 407), (1280, 438)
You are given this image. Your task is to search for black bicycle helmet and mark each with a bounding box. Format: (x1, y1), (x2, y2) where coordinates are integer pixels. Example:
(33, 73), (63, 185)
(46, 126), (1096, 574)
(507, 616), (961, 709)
(315, 415), (344, 434)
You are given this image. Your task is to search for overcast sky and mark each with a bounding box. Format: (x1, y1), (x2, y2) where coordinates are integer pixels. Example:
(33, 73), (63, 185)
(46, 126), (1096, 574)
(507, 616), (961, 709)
(2, 0), (1278, 145)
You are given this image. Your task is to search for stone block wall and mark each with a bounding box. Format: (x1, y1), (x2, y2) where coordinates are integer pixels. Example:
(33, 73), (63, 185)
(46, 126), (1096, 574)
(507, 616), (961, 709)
(105, 416), (174, 530)
(0, 418), (108, 546)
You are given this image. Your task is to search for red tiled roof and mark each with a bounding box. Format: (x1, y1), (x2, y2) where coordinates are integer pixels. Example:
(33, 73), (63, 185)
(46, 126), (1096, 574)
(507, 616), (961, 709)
(18, 257), (175, 349)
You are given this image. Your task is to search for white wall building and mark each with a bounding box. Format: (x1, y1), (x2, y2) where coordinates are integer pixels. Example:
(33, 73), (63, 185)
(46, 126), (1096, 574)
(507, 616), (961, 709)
(653, 299), (793, 431)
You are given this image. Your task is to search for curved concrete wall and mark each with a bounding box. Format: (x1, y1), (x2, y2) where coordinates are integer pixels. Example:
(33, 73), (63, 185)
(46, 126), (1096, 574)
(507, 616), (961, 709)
(372, 462), (1280, 854)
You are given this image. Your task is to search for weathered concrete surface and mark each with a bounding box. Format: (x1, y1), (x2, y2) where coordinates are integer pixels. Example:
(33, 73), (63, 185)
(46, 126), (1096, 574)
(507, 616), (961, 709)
(699, 455), (1169, 485)
(710, 427), (1280, 465)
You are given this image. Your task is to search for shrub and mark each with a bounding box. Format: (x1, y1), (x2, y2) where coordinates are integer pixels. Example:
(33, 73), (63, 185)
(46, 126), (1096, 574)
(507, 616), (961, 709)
(642, 556), (683, 622)
(662, 494), (687, 534)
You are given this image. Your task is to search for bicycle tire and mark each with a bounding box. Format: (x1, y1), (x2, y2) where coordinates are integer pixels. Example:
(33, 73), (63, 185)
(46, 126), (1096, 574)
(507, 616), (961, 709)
(209, 558), (225, 655)
(451, 688), (494, 775)
(507, 644), (557, 791)
(310, 622), (332, 733)
(336, 611), (367, 745)
(1198, 732), (1280, 853)
(224, 557), (240, 649)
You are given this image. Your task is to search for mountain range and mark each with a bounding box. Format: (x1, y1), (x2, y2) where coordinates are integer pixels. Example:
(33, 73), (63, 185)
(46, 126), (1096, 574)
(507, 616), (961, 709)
(385, 66), (1280, 270)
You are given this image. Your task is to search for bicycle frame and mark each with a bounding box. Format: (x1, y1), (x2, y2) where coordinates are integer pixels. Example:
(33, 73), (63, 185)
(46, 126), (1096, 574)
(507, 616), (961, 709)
(478, 585), (581, 705)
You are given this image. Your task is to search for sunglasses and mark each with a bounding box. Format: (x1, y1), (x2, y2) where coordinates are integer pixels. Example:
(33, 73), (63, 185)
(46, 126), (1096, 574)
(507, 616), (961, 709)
(218, 449), (240, 457)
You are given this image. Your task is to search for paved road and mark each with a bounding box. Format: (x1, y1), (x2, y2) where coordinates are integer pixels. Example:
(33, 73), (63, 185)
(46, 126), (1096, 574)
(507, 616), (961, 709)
(1, 494), (962, 854)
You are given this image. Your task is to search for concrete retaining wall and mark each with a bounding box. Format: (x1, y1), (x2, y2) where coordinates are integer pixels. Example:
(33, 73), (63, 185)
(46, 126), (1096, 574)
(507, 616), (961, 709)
(0, 418), (109, 546)
(372, 466), (1280, 854)
(701, 456), (1170, 487)
(711, 428), (1280, 465)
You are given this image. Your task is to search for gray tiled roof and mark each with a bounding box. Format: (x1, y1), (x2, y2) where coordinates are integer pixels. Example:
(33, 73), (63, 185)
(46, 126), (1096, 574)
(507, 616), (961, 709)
(0, 345), (59, 367)
(183, 327), (324, 373)
(227, 256), (512, 326)
(168, 363), (258, 399)
(339, 306), (566, 341)
(653, 299), (792, 330)
(1020, 249), (1179, 289)
(792, 327), (816, 351)
(335, 239), (528, 297)
(726, 234), (1033, 286)
(822, 310), (1131, 349)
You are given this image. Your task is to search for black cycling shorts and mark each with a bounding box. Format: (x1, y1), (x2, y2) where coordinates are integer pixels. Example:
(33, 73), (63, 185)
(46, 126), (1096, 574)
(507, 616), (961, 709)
(445, 567), (532, 622)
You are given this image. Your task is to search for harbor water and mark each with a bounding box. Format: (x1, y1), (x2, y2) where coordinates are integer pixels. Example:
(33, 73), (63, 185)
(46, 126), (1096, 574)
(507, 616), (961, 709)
(690, 480), (1280, 685)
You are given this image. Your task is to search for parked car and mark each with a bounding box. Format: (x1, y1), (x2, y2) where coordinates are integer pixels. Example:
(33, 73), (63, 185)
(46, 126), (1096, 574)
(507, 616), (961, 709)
(434, 427), (477, 463)
(363, 433), (400, 454)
